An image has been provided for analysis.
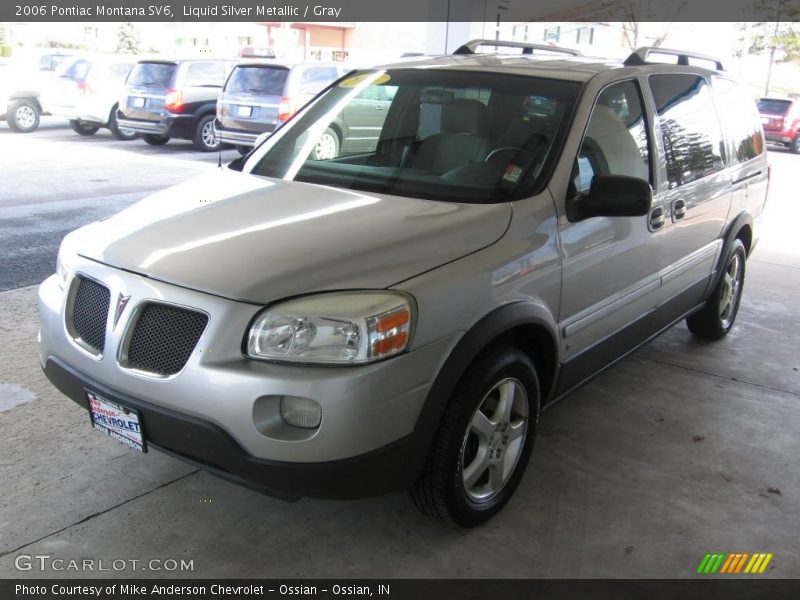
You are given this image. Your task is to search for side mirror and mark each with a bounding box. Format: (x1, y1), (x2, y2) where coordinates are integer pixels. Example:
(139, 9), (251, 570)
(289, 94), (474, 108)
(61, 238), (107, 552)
(566, 174), (652, 222)
(228, 156), (246, 172)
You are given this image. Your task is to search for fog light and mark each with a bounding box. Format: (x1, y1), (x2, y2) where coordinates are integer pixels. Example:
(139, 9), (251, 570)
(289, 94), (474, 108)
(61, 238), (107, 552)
(280, 396), (322, 429)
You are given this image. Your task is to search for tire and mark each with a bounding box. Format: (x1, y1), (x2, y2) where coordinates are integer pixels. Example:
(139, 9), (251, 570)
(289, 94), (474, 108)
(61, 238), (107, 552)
(791, 136), (800, 154)
(412, 344), (540, 527)
(193, 114), (221, 152)
(69, 120), (100, 136)
(142, 134), (170, 146)
(236, 145), (251, 156)
(686, 238), (747, 341)
(7, 99), (40, 133)
(108, 106), (138, 141)
(311, 127), (340, 160)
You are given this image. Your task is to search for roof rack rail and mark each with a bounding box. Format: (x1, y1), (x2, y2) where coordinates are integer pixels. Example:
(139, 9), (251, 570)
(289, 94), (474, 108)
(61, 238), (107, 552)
(624, 47), (724, 71)
(453, 39), (582, 57)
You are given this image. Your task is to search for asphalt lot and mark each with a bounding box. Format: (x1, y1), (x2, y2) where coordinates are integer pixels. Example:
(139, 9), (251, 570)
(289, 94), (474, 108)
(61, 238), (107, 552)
(0, 118), (239, 291)
(0, 121), (798, 579)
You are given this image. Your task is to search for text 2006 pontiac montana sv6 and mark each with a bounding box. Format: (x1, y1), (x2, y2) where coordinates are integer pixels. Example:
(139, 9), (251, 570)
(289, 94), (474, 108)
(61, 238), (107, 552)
(39, 41), (768, 526)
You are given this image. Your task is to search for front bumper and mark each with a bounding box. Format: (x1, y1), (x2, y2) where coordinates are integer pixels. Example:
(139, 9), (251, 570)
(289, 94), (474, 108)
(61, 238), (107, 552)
(763, 130), (796, 145)
(43, 357), (427, 499)
(38, 260), (456, 497)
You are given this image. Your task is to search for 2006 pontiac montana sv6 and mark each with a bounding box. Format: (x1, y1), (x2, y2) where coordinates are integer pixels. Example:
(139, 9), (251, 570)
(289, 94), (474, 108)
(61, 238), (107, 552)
(39, 41), (768, 526)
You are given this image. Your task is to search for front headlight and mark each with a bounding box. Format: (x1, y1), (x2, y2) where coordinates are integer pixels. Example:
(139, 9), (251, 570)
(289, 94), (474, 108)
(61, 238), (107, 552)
(55, 238), (77, 290)
(246, 292), (414, 365)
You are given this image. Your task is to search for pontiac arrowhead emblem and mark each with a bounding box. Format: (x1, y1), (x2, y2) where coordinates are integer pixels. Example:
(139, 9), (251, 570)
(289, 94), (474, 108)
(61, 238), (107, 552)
(113, 293), (131, 328)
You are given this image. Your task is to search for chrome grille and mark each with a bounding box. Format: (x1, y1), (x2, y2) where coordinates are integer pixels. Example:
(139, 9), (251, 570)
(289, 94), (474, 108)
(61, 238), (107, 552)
(71, 277), (111, 354)
(125, 303), (208, 376)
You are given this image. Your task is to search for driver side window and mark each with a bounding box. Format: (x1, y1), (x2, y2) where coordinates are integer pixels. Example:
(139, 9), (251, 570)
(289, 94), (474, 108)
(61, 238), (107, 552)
(573, 80), (652, 194)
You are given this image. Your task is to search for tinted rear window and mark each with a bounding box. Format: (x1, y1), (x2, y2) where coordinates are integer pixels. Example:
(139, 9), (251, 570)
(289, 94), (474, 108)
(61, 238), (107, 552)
(129, 62), (175, 87)
(713, 78), (764, 165)
(757, 99), (791, 115)
(649, 73), (725, 189)
(226, 66), (288, 95)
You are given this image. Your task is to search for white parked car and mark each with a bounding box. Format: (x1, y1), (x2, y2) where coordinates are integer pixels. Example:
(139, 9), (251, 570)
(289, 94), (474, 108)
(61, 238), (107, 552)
(1, 51), (73, 133)
(44, 54), (138, 140)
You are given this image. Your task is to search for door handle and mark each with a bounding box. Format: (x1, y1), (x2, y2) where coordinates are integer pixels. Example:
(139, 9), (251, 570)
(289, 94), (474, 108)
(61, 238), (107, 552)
(672, 199), (686, 220)
(649, 207), (665, 230)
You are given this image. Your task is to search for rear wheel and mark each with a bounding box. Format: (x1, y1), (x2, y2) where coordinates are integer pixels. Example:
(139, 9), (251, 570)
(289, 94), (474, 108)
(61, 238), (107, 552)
(412, 345), (540, 527)
(7, 99), (40, 133)
(686, 238), (746, 341)
(69, 120), (100, 136)
(236, 145), (251, 156)
(791, 136), (800, 154)
(193, 114), (221, 152)
(142, 134), (170, 146)
(108, 106), (138, 141)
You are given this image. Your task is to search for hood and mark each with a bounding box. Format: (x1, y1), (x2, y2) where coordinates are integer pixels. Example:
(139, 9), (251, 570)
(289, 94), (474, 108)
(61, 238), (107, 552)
(77, 170), (512, 303)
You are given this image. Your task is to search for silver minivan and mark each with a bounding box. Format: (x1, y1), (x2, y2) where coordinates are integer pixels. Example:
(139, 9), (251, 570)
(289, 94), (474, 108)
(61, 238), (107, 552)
(39, 42), (768, 526)
(215, 61), (347, 153)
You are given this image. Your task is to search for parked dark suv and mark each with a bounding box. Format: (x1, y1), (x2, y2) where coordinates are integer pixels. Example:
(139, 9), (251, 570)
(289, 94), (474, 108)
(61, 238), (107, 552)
(757, 97), (800, 153)
(215, 61), (346, 154)
(117, 59), (236, 151)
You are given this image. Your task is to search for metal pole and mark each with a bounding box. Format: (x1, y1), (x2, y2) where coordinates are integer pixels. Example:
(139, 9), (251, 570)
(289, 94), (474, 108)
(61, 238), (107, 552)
(764, 0), (783, 96)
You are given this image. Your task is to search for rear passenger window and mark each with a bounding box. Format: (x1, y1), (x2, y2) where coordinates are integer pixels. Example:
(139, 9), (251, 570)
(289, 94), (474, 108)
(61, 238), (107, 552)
(712, 78), (764, 164)
(184, 62), (225, 87)
(573, 80), (651, 194)
(649, 74), (725, 188)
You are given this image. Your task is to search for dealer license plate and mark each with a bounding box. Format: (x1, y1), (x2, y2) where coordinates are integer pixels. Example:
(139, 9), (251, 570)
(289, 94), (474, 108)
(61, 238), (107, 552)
(237, 105), (253, 118)
(131, 97), (146, 108)
(87, 390), (146, 453)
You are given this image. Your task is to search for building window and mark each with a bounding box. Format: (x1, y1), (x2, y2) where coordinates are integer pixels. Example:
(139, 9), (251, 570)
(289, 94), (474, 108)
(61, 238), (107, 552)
(544, 26), (560, 43)
(576, 26), (594, 45)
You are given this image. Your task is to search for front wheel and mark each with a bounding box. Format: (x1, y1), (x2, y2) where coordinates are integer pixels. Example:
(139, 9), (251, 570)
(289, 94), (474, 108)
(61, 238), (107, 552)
(69, 120), (100, 136)
(142, 134), (170, 146)
(791, 136), (800, 154)
(412, 345), (540, 527)
(7, 99), (41, 133)
(311, 127), (340, 160)
(686, 238), (747, 340)
(193, 114), (221, 152)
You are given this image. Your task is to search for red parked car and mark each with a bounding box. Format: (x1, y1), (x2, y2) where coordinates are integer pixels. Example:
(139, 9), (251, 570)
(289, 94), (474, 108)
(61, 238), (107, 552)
(758, 97), (800, 153)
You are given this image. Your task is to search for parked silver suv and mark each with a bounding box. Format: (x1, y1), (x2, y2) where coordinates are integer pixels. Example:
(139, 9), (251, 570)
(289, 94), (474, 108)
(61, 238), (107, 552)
(39, 42), (768, 526)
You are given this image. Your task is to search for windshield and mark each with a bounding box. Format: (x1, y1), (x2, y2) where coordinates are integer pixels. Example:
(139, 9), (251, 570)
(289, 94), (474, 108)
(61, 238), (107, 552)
(226, 65), (288, 95)
(248, 69), (580, 203)
(757, 98), (791, 115)
(128, 62), (175, 88)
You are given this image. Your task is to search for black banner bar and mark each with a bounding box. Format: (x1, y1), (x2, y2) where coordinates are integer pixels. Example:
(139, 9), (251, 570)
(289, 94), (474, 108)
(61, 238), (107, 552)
(2, 0), (799, 23)
(3, 579), (800, 600)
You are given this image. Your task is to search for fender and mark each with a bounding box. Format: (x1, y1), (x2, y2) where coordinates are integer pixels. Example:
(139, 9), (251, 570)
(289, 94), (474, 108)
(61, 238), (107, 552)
(194, 103), (219, 124)
(705, 211), (753, 298)
(403, 302), (560, 479)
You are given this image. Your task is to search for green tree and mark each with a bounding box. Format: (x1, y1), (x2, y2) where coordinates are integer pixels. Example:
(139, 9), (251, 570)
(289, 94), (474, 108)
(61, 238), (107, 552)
(749, 0), (800, 94)
(116, 22), (142, 54)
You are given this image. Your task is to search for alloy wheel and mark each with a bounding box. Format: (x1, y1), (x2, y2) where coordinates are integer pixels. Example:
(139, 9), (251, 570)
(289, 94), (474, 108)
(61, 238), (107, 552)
(460, 377), (529, 503)
(719, 252), (743, 329)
